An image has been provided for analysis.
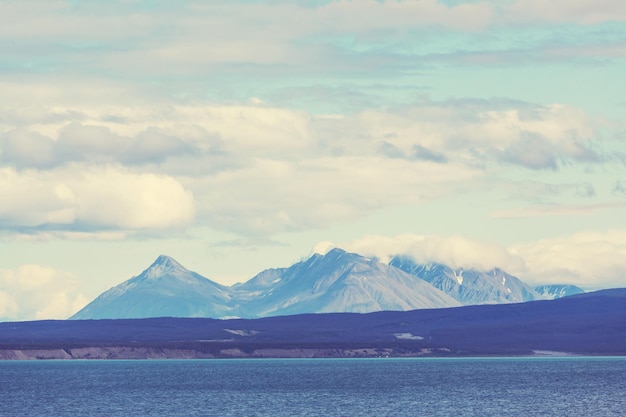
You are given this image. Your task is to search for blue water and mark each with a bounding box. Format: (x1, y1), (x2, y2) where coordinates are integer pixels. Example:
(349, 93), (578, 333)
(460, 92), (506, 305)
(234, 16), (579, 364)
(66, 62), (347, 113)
(1, 357), (625, 416)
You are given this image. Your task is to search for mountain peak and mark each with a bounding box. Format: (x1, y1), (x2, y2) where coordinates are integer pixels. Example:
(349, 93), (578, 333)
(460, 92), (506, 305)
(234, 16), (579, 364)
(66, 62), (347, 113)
(325, 247), (348, 257)
(145, 255), (187, 278)
(71, 254), (231, 320)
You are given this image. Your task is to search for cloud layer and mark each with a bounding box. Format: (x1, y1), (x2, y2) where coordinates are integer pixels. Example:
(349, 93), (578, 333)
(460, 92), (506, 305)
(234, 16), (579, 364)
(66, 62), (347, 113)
(0, 97), (611, 238)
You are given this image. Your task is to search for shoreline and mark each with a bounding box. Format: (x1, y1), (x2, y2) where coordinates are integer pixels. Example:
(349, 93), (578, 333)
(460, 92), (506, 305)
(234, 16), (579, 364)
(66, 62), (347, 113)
(0, 346), (610, 360)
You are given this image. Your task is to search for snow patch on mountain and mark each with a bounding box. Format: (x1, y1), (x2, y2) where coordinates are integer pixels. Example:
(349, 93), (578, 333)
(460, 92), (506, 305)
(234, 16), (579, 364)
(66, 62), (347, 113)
(389, 256), (542, 305)
(394, 333), (424, 340)
(534, 284), (585, 299)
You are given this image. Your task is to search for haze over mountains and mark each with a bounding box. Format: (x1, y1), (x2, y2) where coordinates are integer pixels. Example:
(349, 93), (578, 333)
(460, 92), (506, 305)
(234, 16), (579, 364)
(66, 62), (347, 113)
(71, 248), (583, 320)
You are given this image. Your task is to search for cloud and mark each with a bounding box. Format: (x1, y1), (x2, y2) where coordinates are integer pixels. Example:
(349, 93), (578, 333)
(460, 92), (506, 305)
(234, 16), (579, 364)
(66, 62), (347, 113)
(0, 0), (624, 102)
(0, 265), (88, 321)
(190, 156), (479, 236)
(5, 99), (604, 174)
(312, 240), (335, 255)
(613, 180), (626, 196)
(0, 124), (197, 169)
(321, 230), (626, 289)
(510, 230), (626, 288)
(491, 202), (626, 219)
(314, 101), (602, 170)
(411, 144), (448, 163)
(505, 0), (626, 25)
(173, 105), (314, 156)
(336, 234), (525, 272)
(0, 165), (195, 232)
(316, 0), (495, 32)
(497, 180), (597, 205)
(0, 129), (56, 169)
(0, 95), (611, 239)
(0, 102), (313, 170)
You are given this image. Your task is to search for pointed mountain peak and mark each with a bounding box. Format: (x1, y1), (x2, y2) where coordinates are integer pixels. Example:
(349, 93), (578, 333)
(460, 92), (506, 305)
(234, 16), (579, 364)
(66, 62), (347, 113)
(326, 247), (347, 256)
(152, 254), (183, 267)
(315, 247), (362, 264)
(144, 255), (188, 278)
(321, 247), (378, 264)
(302, 247), (349, 266)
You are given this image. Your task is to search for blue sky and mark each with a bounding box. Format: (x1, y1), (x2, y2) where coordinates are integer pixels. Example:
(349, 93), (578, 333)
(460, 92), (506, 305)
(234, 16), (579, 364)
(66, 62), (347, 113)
(1, 0), (626, 321)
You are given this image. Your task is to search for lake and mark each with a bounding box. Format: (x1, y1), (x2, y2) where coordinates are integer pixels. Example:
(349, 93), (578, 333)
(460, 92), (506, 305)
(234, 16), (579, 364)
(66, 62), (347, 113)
(1, 357), (625, 416)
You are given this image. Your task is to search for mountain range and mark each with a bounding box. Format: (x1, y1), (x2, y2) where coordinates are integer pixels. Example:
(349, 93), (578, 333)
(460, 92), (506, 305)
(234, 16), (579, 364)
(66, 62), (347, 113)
(71, 248), (584, 320)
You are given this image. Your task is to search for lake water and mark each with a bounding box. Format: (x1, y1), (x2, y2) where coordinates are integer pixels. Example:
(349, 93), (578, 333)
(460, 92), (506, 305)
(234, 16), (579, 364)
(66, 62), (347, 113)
(1, 357), (625, 416)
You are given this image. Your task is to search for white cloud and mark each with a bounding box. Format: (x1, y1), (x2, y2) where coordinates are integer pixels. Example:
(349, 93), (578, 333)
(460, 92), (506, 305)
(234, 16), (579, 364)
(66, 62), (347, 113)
(0, 95), (610, 239)
(498, 181), (597, 203)
(0, 76), (607, 171)
(491, 202), (626, 219)
(326, 231), (626, 289)
(190, 156), (479, 235)
(0, 129), (56, 168)
(0, 265), (88, 321)
(1, 0), (624, 95)
(510, 230), (626, 288)
(0, 165), (194, 231)
(73, 167), (195, 229)
(506, 0), (626, 25)
(172, 105), (314, 156)
(314, 102), (601, 169)
(316, 0), (494, 32)
(338, 234), (525, 272)
(0, 123), (197, 168)
(0, 1), (495, 48)
(0, 101), (314, 167)
(312, 240), (335, 255)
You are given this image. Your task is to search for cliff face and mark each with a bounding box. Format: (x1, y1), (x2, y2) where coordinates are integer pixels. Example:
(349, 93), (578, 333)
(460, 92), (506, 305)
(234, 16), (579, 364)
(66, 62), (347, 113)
(0, 347), (217, 360)
(0, 346), (450, 360)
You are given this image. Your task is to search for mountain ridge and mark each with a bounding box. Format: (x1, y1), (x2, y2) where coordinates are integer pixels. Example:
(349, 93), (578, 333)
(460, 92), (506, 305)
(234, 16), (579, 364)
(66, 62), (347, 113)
(389, 256), (542, 305)
(71, 248), (585, 320)
(234, 248), (460, 317)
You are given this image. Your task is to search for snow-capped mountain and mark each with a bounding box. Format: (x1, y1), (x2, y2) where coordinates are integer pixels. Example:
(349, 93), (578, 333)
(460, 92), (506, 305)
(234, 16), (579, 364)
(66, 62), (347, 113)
(73, 249), (581, 320)
(389, 256), (542, 305)
(71, 249), (460, 320)
(70, 255), (232, 319)
(234, 248), (461, 317)
(534, 284), (585, 299)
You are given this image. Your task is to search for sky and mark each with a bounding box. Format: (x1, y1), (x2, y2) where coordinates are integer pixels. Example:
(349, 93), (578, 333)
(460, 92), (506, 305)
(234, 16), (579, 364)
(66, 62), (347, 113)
(1, 0), (626, 321)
